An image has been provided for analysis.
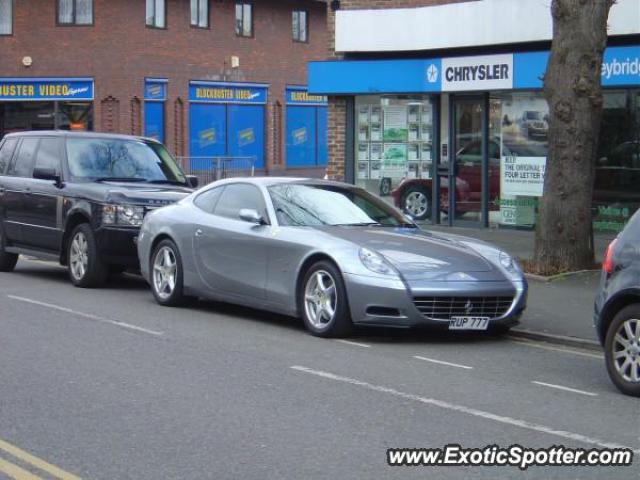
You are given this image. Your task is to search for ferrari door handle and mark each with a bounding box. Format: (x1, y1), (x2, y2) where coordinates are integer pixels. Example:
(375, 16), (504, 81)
(195, 229), (203, 237)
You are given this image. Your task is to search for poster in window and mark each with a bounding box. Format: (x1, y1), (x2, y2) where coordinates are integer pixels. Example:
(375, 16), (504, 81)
(421, 142), (432, 161)
(383, 106), (408, 142)
(422, 106), (433, 125)
(370, 124), (381, 141)
(358, 126), (368, 142)
(370, 161), (381, 179)
(357, 161), (369, 179)
(358, 106), (370, 125)
(371, 106), (381, 124)
(370, 143), (382, 161)
(408, 124), (420, 142)
(358, 143), (369, 161)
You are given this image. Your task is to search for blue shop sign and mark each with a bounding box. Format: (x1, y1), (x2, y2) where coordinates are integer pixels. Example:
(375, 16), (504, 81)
(286, 86), (328, 106)
(144, 79), (167, 101)
(189, 81), (268, 104)
(308, 45), (640, 94)
(0, 77), (94, 101)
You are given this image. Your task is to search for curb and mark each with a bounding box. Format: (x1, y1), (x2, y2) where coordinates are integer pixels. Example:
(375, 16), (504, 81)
(509, 328), (602, 352)
(524, 269), (601, 283)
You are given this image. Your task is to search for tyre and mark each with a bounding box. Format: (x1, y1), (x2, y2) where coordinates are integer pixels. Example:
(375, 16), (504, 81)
(401, 186), (432, 221)
(0, 223), (18, 272)
(604, 305), (640, 397)
(299, 260), (353, 338)
(150, 239), (188, 307)
(68, 224), (108, 288)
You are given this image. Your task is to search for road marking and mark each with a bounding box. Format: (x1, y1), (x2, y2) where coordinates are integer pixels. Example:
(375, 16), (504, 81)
(0, 457), (41, 480)
(334, 339), (371, 348)
(0, 437), (80, 480)
(6, 295), (163, 337)
(532, 381), (598, 397)
(413, 355), (473, 370)
(507, 338), (604, 359)
(291, 366), (639, 453)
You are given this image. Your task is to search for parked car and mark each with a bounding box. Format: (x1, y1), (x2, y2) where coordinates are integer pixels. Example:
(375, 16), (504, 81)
(138, 177), (527, 337)
(391, 139), (506, 221)
(520, 110), (548, 140)
(594, 209), (640, 397)
(0, 131), (196, 287)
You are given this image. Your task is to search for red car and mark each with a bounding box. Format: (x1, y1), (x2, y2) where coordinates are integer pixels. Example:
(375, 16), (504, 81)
(391, 140), (503, 221)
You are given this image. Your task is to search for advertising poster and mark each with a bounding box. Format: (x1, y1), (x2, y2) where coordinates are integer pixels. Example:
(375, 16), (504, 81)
(383, 143), (407, 177)
(500, 156), (546, 197)
(383, 106), (408, 142)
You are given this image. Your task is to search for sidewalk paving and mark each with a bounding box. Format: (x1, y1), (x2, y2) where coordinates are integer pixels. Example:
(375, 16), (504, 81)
(423, 224), (615, 346)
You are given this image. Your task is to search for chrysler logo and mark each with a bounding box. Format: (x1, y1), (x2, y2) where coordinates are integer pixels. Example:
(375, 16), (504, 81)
(426, 64), (439, 84)
(464, 300), (474, 314)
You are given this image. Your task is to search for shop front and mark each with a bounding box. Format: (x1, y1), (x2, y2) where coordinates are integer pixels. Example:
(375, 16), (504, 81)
(309, 45), (640, 232)
(0, 77), (94, 138)
(188, 81), (267, 171)
(285, 86), (328, 168)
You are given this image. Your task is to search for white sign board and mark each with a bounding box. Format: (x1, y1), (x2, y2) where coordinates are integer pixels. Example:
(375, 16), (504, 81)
(442, 54), (513, 92)
(500, 156), (546, 197)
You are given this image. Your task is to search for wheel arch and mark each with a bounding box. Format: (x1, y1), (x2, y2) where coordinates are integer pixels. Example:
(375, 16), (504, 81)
(294, 252), (342, 318)
(599, 289), (640, 343)
(60, 211), (92, 265)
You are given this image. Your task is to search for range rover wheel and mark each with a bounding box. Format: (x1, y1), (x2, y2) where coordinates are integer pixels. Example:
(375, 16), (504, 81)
(68, 224), (108, 288)
(151, 239), (187, 307)
(605, 305), (640, 397)
(0, 224), (18, 272)
(300, 261), (353, 338)
(402, 186), (431, 221)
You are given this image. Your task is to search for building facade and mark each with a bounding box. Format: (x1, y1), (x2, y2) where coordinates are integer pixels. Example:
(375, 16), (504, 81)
(312, 0), (640, 232)
(0, 0), (329, 176)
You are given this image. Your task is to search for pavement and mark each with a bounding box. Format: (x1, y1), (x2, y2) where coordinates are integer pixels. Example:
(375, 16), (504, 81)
(425, 225), (616, 346)
(0, 259), (638, 479)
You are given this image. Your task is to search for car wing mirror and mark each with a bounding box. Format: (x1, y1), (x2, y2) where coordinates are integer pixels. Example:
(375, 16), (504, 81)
(33, 167), (62, 186)
(239, 208), (265, 225)
(185, 175), (199, 188)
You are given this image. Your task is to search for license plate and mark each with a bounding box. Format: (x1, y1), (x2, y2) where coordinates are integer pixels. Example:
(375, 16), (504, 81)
(449, 316), (490, 331)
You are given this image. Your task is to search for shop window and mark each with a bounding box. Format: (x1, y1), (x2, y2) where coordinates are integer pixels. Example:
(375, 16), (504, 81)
(146, 0), (165, 28)
(235, 3), (252, 37)
(58, 0), (93, 25)
(191, 0), (208, 28)
(355, 96), (435, 202)
(0, 0), (12, 35)
(292, 10), (307, 42)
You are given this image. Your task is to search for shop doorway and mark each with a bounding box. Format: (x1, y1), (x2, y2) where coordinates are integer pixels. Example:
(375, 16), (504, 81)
(450, 95), (489, 226)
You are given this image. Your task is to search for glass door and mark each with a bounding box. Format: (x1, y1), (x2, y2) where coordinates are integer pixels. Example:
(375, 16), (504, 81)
(450, 96), (487, 226)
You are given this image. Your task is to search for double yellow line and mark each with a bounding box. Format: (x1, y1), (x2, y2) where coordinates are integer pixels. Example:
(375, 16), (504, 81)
(0, 437), (80, 480)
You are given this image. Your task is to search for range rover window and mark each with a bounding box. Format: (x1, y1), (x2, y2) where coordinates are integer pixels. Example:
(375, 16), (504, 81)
(34, 138), (62, 175)
(65, 138), (186, 184)
(0, 138), (18, 174)
(8, 137), (39, 178)
(194, 186), (225, 214)
(213, 183), (266, 221)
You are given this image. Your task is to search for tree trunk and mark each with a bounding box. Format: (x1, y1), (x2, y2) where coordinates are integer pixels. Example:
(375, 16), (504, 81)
(532, 0), (615, 275)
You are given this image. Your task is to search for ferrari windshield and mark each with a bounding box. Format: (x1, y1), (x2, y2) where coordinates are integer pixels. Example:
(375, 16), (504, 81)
(269, 183), (412, 227)
(66, 138), (187, 184)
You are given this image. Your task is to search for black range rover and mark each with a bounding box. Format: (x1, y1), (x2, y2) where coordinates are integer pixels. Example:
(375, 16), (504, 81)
(0, 131), (196, 287)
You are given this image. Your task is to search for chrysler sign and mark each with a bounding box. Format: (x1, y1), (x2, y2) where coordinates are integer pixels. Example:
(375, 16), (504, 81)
(441, 54), (513, 92)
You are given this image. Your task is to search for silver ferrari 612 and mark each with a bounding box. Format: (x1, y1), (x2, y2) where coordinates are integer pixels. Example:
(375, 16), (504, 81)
(137, 178), (527, 337)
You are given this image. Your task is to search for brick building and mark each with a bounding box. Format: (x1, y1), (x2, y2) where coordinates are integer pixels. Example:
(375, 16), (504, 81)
(0, 0), (329, 175)
(313, 0), (640, 232)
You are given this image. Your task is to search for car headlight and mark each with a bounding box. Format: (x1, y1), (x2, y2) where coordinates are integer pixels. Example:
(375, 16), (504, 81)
(359, 247), (395, 275)
(499, 251), (522, 274)
(102, 204), (145, 227)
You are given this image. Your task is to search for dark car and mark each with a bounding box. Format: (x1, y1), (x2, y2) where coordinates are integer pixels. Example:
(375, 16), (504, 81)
(594, 209), (640, 397)
(0, 131), (196, 287)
